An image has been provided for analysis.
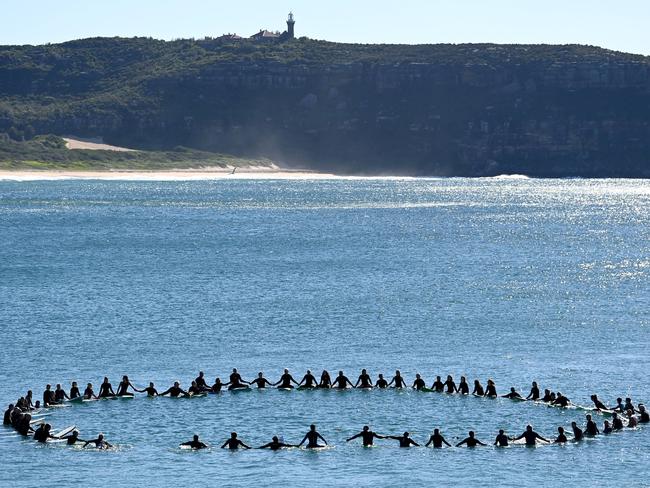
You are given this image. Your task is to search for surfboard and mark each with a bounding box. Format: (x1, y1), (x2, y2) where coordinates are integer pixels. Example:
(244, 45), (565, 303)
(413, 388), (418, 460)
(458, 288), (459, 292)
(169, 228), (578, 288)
(67, 396), (84, 404)
(52, 425), (76, 438)
(277, 387), (293, 391)
(29, 418), (45, 426)
(229, 386), (251, 392)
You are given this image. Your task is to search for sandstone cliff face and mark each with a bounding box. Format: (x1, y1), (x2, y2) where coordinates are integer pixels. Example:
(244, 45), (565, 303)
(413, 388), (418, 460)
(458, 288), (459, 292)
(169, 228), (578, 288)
(1, 39), (649, 176)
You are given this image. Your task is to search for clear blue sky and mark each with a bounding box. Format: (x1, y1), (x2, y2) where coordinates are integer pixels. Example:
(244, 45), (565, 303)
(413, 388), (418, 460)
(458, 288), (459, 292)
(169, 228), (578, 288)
(2, 0), (649, 55)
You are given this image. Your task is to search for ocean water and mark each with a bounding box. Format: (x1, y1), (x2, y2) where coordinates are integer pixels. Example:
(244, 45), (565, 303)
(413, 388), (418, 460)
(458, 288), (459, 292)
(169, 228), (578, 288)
(0, 177), (649, 487)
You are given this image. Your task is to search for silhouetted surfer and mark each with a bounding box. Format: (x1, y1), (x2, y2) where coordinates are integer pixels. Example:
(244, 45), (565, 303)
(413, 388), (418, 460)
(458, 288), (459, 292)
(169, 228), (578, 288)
(42, 384), (56, 407)
(526, 382), (540, 401)
(387, 370), (406, 389)
(571, 421), (583, 441)
(458, 376), (470, 395)
(250, 372), (273, 389)
(332, 371), (353, 389)
(484, 379), (497, 398)
(639, 404), (649, 423)
(298, 424), (327, 448)
(541, 389), (553, 402)
(54, 384), (69, 403)
(210, 378), (223, 393)
(376, 374), (388, 388)
(585, 414), (599, 436)
(554, 427), (568, 443)
(431, 376), (444, 392)
(502, 387), (522, 400)
(388, 432), (420, 447)
(83, 434), (112, 449)
(318, 370), (332, 388)
(140, 382), (158, 397)
(444, 375), (457, 393)
(62, 430), (84, 445)
(15, 414), (35, 436)
(194, 372), (208, 391)
(221, 432), (250, 450)
(590, 394), (608, 411)
(513, 425), (549, 446)
(603, 420), (613, 434)
(226, 369), (249, 390)
(494, 429), (510, 447)
(98, 377), (115, 398)
(355, 369), (373, 388)
(3, 404), (13, 425)
(275, 369), (299, 389)
(412, 374), (426, 390)
(456, 431), (486, 447)
(551, 392), (570, 407)
(24, 391), (34, 410)
(188, 381), (202, 396)
(181, 435), (208, 449)
(472, 380), (485, 396)
(613, 398), (624, 413)
(33, 423), (56, 443)
(346, 426), (385, 446)
(612, 413), (624, 430)
(425, 428), (451, 448)
(83, 383), (98, 400)
(299, 370), (317, 388)
(116, 376), (138, 396)
(69, 382), (80, 399)
(160, 381), (189, 397)
(259, 436), (295, 450)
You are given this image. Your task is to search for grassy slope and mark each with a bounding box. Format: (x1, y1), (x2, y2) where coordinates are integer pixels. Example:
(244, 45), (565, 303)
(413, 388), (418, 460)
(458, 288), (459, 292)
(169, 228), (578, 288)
(0, 135), (275, 170)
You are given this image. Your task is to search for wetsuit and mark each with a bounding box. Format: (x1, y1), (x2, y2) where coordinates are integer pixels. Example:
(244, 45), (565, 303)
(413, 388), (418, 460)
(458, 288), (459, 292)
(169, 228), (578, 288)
(527, 385), (540, 400)
(116, 381), (134, 396)
(426, 433), (451, 448)
(585, 420), (599, 436)
(195, 375), (208, 390)
(69, 386), (80, 399)
(472, 384), (485, 396)
(259, 440), (293, 450)
(444, 379), (456, 393)
(43, 390), (55, 407)
(98, 383), (115, 398)
(504, 391), (522, 399)
(541, 391), (553, 402)
(161, 386), (187, 397)
(640, 411), (650, 423)
(457, 436), (485, 447)
(210, 382), (222, 393)
(188, 385), (202, 395)
(83, 387), (95, 399)
(277, 373), (297, 388)
(592, 398), (608, 410)
(332, 375), (352, 389)
(300, 430), (327, 448)
(3, 407), (12, 425)
(389, 375), (406, 388)
(300, 373), (317, 388)
(458, 381), (469, 395)
(552, 395), (570, 407)
(347, 430), (383, 446)
(515, 430), (548, 446)
(376, 378), (388, 388)
(182, 440), (208, 449)
(143, 386), (158, 396)
(250, 377), (272, 389)
(572, 426), (584, 440)
(391, 435), (419, 447)
(356, 373), (373, 388)
(485, 385), (497, 397)
(555, 432), (568, 443)
(612, 416), (624, 430)
(432, 379), (444, 392)
(16, 417), (33, 436)
(228, 372), (246, 390)
(413, 378), (425, 390)
(221, 438), (250, 449)
(494, 433), (509, 447)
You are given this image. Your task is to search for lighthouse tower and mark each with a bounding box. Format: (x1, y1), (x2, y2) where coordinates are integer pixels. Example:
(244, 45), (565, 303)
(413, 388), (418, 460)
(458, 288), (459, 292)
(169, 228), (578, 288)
(286, 12), (295, 39)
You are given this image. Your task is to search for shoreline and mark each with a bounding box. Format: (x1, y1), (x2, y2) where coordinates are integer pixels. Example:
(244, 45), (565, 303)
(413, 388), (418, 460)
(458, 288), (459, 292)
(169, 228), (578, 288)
(0, 167), (342, 181)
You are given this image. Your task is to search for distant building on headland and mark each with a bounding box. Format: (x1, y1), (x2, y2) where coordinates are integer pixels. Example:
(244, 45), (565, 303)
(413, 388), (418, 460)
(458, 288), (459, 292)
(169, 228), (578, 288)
(217, 12), (296, 43)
